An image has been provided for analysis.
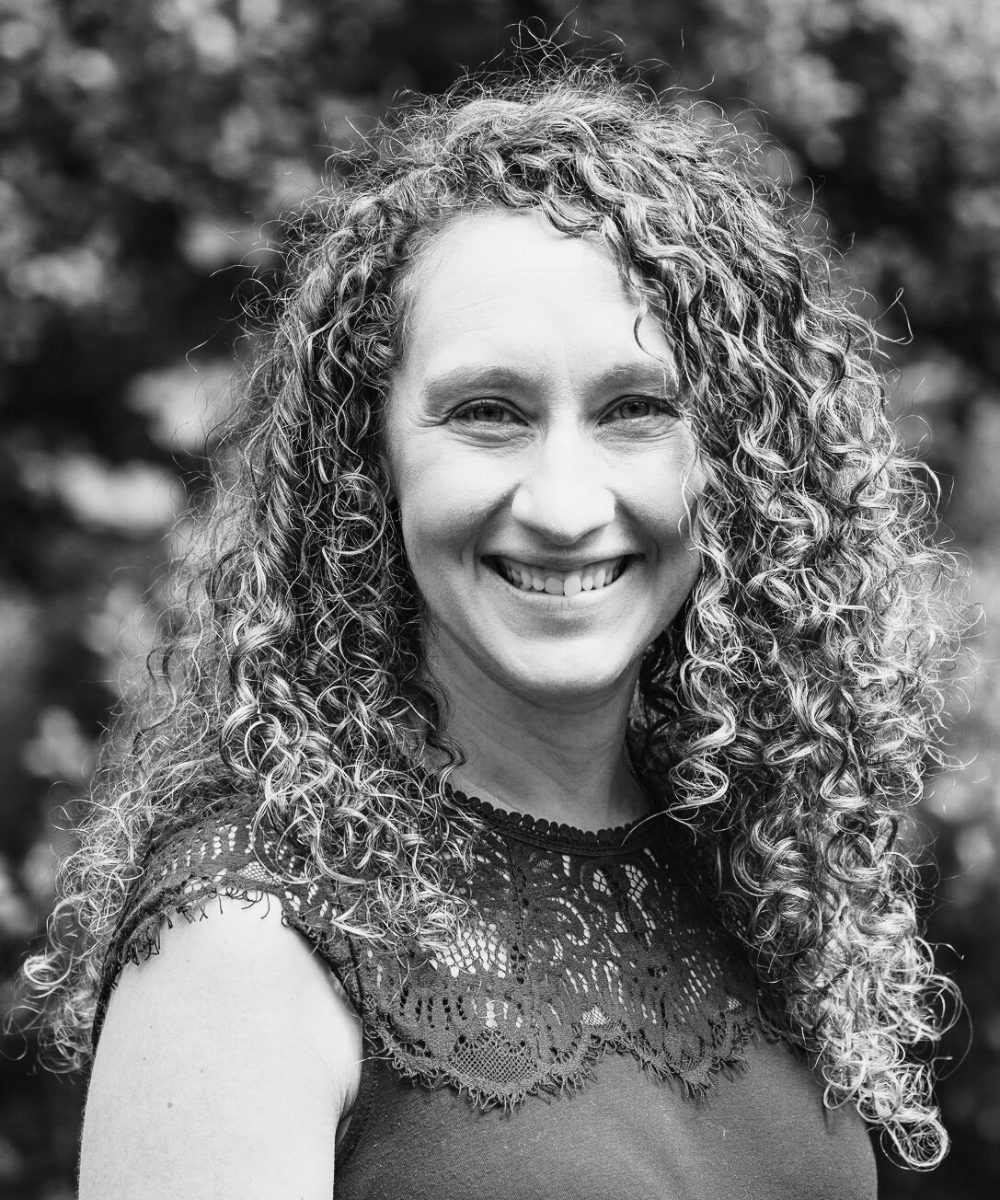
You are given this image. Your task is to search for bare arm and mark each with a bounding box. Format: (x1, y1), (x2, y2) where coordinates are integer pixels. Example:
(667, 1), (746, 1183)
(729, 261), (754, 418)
(79, 894), (363, 1199)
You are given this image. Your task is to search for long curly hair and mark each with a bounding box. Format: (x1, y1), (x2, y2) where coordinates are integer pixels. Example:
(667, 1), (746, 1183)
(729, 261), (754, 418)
(22, 58), (963, 1168)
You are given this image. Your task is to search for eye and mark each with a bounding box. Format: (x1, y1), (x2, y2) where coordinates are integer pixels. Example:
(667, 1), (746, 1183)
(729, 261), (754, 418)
(601, 397), (674, 424)
(451, 400), (523, 425)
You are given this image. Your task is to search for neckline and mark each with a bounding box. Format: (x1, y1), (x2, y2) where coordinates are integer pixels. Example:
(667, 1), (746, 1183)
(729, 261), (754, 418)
(447, 786), (664, 855)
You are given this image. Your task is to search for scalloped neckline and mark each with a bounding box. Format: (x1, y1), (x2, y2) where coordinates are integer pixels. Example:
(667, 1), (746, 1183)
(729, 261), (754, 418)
(447, 786), (664, 853)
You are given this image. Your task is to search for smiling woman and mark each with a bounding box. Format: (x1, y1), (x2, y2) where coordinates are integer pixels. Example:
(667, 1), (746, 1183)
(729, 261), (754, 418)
(21, 54), (962, 1200)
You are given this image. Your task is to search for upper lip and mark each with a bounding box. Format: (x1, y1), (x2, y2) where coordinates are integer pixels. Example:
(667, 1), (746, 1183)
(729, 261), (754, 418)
(485, 552), (638, 571)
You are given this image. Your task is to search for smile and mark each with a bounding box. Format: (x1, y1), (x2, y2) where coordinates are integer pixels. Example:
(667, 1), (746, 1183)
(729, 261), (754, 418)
(486, 554), (633, 597)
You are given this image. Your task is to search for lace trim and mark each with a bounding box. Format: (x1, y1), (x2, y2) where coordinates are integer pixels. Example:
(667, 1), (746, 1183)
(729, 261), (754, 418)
(448, 787), (663, 854)
(97, 803), (769, 1108)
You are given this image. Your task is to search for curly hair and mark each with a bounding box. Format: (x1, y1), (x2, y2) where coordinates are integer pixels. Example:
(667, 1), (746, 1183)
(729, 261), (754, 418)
(22, 57), (963, 1168)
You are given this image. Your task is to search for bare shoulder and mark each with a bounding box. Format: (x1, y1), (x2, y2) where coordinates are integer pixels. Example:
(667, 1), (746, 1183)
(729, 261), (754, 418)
(79, 892), (363, 1200)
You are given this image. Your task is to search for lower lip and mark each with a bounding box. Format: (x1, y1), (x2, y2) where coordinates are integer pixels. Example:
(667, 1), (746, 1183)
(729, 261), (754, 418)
(482, 557), (636, 604)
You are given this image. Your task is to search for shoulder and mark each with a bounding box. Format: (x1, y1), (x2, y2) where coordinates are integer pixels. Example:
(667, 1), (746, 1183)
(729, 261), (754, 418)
(94, 810), (362, 1043)
(80, 891), (362, 1199)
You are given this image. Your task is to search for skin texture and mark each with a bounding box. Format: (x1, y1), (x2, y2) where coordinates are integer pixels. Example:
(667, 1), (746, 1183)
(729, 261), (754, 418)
(386, 210), (704, 830)
(78, 896), (362, 1199)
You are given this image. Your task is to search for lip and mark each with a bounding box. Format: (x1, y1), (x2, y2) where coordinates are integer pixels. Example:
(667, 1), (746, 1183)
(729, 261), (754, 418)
(483, 552), (640, 573)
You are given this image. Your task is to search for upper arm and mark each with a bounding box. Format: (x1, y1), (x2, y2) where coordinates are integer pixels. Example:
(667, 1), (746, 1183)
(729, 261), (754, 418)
(79, 893), (363, 1200)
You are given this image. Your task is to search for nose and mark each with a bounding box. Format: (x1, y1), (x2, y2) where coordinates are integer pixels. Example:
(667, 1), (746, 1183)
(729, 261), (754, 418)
(509, 430), (616, 544)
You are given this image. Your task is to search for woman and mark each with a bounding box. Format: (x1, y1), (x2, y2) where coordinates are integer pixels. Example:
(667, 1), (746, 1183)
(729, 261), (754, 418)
(24, 60), (960, 1198)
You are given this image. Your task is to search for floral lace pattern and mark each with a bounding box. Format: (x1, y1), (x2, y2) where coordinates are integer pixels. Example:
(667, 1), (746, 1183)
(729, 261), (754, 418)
(97, 794), (767, 1107)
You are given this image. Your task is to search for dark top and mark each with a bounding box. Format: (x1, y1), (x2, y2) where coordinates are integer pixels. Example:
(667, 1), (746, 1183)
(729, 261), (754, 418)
(95, 792), (877, 1199)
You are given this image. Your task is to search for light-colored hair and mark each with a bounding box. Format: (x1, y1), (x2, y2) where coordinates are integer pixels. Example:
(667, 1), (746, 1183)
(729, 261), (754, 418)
(22, 58), (963, 1168)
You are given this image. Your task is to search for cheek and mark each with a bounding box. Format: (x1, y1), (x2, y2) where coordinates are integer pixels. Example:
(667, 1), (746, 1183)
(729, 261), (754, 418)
(663, 438), (705, 540)
(625, 452), (703, 551)
(393, 444), (500, 563)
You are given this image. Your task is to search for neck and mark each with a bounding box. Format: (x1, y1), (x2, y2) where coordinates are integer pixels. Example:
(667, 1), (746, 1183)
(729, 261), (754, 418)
(424, 640), (649, 833)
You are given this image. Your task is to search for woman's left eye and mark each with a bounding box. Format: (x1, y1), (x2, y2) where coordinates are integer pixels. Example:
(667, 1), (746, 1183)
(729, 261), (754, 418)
(602, 397), (671, 423)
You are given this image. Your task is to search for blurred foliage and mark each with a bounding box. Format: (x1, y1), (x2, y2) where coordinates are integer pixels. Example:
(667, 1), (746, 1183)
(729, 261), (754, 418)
(0, 1), (998, 1195)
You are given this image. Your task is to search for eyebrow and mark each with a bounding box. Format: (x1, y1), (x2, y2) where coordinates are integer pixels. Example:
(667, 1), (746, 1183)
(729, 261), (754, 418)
(422, 360), (678, 401)
(423, 365), (528, 400)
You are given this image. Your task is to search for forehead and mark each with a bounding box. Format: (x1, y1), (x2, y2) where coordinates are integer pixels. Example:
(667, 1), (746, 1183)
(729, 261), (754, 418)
(396, 209), (675, 382)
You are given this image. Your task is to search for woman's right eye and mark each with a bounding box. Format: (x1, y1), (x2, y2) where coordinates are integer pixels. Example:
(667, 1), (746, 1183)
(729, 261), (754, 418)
(451, 401), (522, 425)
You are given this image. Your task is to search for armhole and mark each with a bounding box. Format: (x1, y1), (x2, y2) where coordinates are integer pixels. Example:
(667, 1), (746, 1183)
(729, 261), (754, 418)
(333, 1034), (379, 1166)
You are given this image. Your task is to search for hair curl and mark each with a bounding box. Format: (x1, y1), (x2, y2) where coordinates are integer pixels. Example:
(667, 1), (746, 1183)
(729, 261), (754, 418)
(22, 56), (963, 1168)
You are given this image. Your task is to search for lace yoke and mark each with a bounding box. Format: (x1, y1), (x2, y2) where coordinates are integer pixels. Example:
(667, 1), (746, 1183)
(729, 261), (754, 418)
(96, 792), (769, 1109)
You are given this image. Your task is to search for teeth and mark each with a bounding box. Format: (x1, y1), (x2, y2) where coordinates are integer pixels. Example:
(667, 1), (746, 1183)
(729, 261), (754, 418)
(494, 556), (629, 596)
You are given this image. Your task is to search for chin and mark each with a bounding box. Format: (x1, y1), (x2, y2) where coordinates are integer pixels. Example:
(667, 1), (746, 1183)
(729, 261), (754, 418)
(495, 648), (638, 707)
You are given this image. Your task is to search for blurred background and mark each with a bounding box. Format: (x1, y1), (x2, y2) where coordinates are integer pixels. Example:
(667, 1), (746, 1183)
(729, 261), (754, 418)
(0, 1), (998, 1196)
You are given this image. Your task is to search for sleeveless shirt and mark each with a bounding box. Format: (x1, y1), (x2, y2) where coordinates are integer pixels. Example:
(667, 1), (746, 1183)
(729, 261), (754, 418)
(93, 792), (877, 1199)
